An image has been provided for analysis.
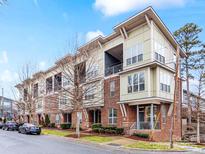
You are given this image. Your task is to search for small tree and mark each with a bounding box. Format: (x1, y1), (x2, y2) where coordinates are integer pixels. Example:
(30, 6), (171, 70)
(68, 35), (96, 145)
(174, 23), (202, 125)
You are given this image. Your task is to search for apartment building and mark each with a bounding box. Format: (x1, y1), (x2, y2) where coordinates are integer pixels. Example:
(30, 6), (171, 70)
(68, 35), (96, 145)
(16, 7), (186, 141)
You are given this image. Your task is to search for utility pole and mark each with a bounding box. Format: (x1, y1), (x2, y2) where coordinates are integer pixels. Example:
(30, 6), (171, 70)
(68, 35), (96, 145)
(0, 88), (4, 119)
(170, 46), (180, 148)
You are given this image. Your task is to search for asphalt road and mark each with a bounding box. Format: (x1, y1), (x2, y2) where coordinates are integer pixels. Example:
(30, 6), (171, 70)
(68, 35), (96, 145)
(0, 129), (200, 154)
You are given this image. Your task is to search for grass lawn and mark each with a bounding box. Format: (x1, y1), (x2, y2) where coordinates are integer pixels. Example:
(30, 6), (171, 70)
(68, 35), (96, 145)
(81, 136), (113, 143)
(126, 141), (185, 151)
(177, 142), (205, 148)
(42, 129), (72, 137)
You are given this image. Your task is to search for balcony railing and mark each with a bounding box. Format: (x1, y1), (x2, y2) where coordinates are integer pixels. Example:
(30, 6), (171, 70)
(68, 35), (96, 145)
(105, 63), (123, 76)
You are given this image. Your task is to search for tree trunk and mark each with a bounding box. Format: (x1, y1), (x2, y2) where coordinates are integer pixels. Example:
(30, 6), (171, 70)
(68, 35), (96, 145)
(197, 112), (200, 144)
(76, 113), (80, 138)
(186, 65), (192, 125)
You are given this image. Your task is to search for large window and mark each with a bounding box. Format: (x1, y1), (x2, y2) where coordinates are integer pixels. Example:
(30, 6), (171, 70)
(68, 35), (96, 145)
(128, 72), (145, 93)
(108, 108), (117, 125)
(46, 77), (53, 94)
(154, 41), (165, 64)
(160, 70), (171, 93)
(126, 43), (143, 66)
(110, 81), (115, 97)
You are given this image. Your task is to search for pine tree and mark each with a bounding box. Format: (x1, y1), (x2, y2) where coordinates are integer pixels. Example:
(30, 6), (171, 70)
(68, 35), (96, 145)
(174, 23), (202, 125)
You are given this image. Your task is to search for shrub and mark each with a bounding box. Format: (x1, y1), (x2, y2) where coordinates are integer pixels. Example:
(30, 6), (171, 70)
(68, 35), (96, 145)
(92, 125), (124, 135)
(60, 123), (71, 129)
(133, 133), (149, 138)
(92, 123), (102, 129)
(116, 128), (124, 135)
(49, 123), (55, 128)
(45, 115), (50, 127)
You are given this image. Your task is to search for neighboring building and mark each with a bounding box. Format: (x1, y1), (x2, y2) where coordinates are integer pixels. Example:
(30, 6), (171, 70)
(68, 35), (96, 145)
(0, 96), (16, 120)
(181, 89), (205, 140)
(15, 7), (186, 141)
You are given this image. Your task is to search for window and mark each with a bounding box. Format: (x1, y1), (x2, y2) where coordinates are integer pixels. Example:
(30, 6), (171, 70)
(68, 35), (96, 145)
(126, 43), (143, 66)
(36, 99), (42, 109)
(46, 77), (53, 94)
(160, 70), (171, 93)
(110, 81), (115, 97)
(63, 113), (71, 124)
(87, 65), (99, 79)
(154, 41), (166, 64)
(33, 83), (38, 98)
(85, 87), (95, 100)
(161, 104), (167, 124)
(108, 108), (117, 125)
(55, 114), (61, 124)
(63, 76), (70, 87)
(59, 97), (68, 106)
(54, 73), (62, 91)
(127, 72), (145, 93)
(23, 88), (28, 101)
(128, 75), (132, 93)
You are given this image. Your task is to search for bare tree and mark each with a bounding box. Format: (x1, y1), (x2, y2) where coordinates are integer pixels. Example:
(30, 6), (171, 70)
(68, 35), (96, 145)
(13, 64), (45, 124)
(48, 39), (104, 137)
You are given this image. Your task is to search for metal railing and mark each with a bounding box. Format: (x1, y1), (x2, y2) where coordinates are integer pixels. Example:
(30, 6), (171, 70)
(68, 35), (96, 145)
(105, 63), (123, 76)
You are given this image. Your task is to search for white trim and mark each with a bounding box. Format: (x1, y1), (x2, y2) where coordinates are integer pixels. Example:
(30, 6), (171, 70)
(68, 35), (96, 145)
(119, 104), (125, 117)
(122, 27), (128, 39)
(145, 14), (151, 28)
(122, 104), (127, 117)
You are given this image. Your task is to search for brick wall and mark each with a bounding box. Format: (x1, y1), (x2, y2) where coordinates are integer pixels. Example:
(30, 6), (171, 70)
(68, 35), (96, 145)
(101, 75), (123, 127)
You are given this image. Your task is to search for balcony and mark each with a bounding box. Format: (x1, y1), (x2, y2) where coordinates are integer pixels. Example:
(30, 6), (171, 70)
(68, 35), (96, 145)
(104, 44), (123, 77)
(105, 63), (123, 76)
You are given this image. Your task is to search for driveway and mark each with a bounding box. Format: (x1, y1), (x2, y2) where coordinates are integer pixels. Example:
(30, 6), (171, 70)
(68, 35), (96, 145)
(0, 130), (200, 154)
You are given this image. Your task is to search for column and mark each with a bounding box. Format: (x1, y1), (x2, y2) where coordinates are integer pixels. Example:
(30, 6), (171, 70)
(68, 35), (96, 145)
(137, 105), (139, 129)
(151, 104), (154, 129)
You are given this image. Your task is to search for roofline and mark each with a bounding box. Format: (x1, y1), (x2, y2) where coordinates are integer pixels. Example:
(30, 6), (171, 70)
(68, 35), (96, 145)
(113, 6), (186, 57)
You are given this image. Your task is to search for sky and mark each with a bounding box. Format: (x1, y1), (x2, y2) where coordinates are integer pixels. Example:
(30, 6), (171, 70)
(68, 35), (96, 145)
(0, 0), (205, 98)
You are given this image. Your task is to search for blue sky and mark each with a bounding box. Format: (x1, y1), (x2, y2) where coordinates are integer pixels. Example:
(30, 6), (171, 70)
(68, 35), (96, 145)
(0, 0), (204, 98)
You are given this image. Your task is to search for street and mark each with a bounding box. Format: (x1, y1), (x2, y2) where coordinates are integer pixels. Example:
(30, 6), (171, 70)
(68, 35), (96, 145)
(0, 130), (200, 154)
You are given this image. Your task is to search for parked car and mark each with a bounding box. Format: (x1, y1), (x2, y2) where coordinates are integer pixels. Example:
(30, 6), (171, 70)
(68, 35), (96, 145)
(16, 123), (25, 131)
(18, 123), (41, 135)
(2, 121), (17, 131)
(0, 122), (4, 129)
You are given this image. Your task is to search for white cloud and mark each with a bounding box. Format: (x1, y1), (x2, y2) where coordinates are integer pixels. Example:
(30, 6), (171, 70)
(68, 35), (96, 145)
(0, 51), (8, 64)
(39, 61), (46, 70)
(0, 70), (18, 82)
(94, 0), (188, 16)
(85, 30), (104, 42)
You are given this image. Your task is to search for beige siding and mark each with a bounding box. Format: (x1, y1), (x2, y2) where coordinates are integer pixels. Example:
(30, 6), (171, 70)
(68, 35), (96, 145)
(123, 24), (151, 70)
(120, 67), (149, 101)
(153, 23), (176, 69)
